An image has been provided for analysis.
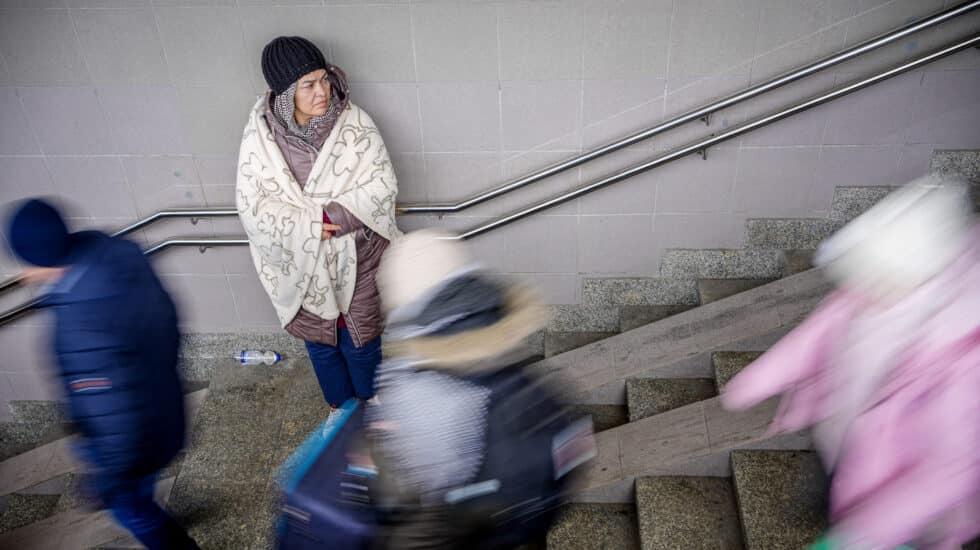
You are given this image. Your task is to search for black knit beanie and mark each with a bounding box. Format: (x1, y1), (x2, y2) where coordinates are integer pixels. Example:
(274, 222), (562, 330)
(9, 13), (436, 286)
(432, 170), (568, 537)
(261, 36), (328, 95)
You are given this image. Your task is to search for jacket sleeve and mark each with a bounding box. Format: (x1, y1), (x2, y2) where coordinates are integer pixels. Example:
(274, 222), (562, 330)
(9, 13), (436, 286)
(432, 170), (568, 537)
(56, 298), (144, 476)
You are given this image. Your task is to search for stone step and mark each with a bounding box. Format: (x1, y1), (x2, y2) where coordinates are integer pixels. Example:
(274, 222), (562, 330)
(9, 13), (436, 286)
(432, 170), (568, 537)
(531, 269), (831, 405)
(567, 404), (629, 432)
(0, 493), (61, 534)
(573, 396), (812, 503)
(546, 331), (616, 357)
(7, 400), (63, 426)
(830, 186), (895, 224)
(626, 378), (717, 423)
(731, 450), (828, 550)
(660, 249), (785, 280)
(0, 388), (209, 498)
(697, 279), (776, 305)
(0, 420), (69, 462)
(712, 352), (764, 393)
(0, 477), (176, 549)
(745, 219), (837, 250)
(635, 476), (743, 550)
(931, 149), (980, 210)
(167, 362), (329, 548)
(546, 503), (640, 550)
(619, 305), (697, 332)
(782, 250), (816, 276)
(582, 278), (700, 307)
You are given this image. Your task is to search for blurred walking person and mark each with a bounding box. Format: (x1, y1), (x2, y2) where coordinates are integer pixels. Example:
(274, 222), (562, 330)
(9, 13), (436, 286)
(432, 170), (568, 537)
(5, 199), (199, 550)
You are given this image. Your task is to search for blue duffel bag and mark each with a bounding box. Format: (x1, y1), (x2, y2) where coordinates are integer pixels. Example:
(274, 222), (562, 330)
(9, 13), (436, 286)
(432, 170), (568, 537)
(276, 399), (377, 550)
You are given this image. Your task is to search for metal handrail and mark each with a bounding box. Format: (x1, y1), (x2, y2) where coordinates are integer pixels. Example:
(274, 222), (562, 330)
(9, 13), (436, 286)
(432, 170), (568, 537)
(0, 237), (250, 326)
(453, 33), (980, 239)
(397, 0), (980, 214)
(0, 208), (239, 295)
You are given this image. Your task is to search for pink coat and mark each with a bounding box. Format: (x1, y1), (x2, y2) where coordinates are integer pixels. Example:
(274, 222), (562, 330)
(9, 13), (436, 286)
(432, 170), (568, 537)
(721, 241), (980, 549)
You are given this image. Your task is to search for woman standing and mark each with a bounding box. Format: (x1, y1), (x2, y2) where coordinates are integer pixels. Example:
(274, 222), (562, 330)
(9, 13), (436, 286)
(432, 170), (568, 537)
(237, 36), (400, 408)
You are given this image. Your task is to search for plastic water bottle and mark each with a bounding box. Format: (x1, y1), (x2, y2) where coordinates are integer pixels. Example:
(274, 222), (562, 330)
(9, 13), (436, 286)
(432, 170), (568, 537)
(236, 350), (281, 366)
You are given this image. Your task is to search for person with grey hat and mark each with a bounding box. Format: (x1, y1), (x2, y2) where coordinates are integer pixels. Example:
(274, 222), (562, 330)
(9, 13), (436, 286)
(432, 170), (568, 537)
(238, 36), (401, 409)
(366, 230), (596, 549)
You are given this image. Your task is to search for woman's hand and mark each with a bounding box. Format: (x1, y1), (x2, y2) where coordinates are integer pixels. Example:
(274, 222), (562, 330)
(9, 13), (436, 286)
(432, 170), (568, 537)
(321, 223), (342, 240)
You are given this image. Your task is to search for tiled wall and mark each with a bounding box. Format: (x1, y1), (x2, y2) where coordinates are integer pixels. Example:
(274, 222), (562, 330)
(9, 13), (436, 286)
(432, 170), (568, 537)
(0, 0), (979, 404)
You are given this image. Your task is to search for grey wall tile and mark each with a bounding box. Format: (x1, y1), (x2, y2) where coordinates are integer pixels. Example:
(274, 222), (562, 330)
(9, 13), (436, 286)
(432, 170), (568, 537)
(0, 51), (11, 87)
(19, 87), (114, 154)
(418, 81), (499, 152)
(583, 0), (672, 80)
(390, 153), (426, 204)
(1, 0), (66, 7)
(238, 6), (329, 91)
(501, 80), (582, 152)
(72, 8), (170, 85)
(895, 143), (936, 183)
(740, 73), (836, 147)
(349, 82), (423, 153)
(815, 146), (904, 188)
(195, 154), (236, 206)
(122, 155), (205, 215)
(822, 71), (920, 146)
(178, 86), (258, 154)
(499, 0), (584, 80)
(67, 0), (151, 6)
(468, 214), (579, 273)
(660, 74), (749, 151)
(151, 238), (230, 276)
(412, 2), (497, 82)
(159, 274), (239, 331)
(238, 0), (319, 5)
(579, 214), (657, 275)
(903, 70), (980, 147)
(833, 0), (944, 75)
(99, 86), (191, 154)
(153, 0), (236, 6)
(227, 274), (279, 327)
(0, 9), (90, 86)
(749, 25), (847, 83)
(0, 88), (39, 154)
(734, 147), (822, 217)
(581, 77), (665, 150)
(505, 272), (579, 305)
(753, 0), (835, 55)
(218, 245), (254, 276)
(667, 0), (758, 79)
(423, 152), (501, 206)
(578, 147), (657, 215)
(0, 157), (55, 204)
(7, 371), (57, 403)
(155, 7), (251, 87)
(654, 146), (738, 213)
(45, 157), (137, 219)
(194, 154), (236, 187)
(324, 4), (414, 82)
(653, 212), (746, 249)
(495, 151), (579, 216)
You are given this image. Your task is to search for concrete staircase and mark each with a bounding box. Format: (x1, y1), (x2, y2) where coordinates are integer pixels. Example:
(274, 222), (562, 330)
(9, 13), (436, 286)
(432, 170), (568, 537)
(539, 185), (898, 359)
(0, 149), (976, 548)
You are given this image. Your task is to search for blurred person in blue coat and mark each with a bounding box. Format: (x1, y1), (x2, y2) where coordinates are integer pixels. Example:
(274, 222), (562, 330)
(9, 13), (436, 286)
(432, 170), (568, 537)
(6, 199), (200, 550)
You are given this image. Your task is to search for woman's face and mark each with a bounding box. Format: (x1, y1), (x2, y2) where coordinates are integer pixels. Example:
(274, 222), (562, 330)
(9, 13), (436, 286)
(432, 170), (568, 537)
(293, 69), (331, 125)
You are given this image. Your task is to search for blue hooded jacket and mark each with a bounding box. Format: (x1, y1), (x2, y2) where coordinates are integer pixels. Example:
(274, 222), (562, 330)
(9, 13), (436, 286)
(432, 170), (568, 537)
(43, 231), (186, 488)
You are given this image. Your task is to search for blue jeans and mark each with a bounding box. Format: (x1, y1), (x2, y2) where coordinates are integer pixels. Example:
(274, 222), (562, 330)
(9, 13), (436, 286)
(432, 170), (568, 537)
(105, 472), (199, 550)
(305, 328), (382, 407)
